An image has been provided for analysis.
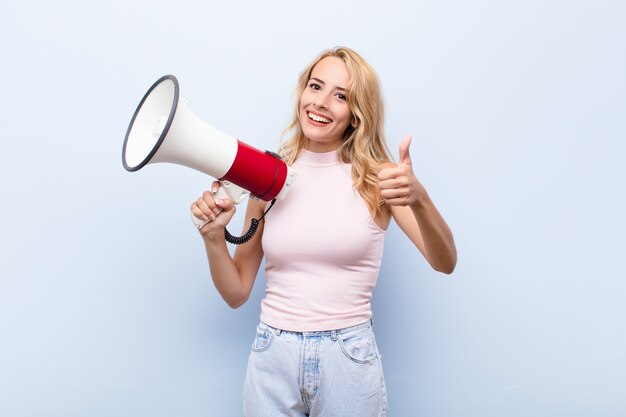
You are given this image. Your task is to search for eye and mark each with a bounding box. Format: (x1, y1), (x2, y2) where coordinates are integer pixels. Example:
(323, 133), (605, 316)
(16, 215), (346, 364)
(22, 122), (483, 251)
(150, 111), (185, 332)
(309, 82), (321, 90)
(336, 93), (347, 101)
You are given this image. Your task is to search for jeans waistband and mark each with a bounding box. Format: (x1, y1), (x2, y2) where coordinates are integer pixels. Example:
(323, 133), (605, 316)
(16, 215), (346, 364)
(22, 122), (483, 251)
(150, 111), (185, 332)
(258, 319), (373, 337)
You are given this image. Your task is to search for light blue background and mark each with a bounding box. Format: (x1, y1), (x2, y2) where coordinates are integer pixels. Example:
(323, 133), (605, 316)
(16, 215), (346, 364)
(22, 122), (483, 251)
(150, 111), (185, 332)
(1, 1), (625, 416)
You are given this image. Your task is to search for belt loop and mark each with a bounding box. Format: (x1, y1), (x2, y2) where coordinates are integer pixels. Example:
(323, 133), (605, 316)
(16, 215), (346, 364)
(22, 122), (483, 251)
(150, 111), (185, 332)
(274, 328), (282, 336)
(331, 330), (337, 341)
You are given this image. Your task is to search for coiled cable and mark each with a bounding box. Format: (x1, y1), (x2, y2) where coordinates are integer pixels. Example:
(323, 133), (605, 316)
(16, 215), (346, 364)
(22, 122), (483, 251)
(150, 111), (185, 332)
(224, 199), (276, 245)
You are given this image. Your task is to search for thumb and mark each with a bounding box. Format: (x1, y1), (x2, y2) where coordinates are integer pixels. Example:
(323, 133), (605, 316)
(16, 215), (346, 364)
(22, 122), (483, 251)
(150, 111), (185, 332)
(214, 198), (237, 227)
(216, 198), (235, 212)
(398, 135), (412, 165)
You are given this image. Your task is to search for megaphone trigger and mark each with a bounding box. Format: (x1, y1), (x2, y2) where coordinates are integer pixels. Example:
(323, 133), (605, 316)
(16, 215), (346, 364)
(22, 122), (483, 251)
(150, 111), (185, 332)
(218, 181), (251, 204)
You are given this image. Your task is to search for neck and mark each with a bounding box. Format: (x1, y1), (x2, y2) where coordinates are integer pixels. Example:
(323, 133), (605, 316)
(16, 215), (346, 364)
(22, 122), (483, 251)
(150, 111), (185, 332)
(297, 148), (340, 166)
(305, 138), (341, 153)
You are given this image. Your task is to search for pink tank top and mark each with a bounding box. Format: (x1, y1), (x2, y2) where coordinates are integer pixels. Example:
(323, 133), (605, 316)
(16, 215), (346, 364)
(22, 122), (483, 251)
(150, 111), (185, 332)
(260, 149), (386, 331)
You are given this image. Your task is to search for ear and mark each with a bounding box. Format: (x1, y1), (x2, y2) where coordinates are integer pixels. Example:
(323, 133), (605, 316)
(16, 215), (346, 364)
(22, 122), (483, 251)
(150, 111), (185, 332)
(351, 116), (358, 128)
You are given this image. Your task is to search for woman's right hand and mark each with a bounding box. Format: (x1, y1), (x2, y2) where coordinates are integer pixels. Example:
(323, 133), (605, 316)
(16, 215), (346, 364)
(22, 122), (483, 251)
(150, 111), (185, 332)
(191, 181), (237, 238)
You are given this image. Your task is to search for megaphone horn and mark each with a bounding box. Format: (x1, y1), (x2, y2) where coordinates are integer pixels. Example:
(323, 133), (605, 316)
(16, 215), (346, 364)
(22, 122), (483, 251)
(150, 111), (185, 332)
(122, 75), (296, 244)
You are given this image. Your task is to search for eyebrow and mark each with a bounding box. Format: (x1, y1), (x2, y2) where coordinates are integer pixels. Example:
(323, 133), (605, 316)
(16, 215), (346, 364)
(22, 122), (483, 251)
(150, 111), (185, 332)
(310, 77), (347, 92)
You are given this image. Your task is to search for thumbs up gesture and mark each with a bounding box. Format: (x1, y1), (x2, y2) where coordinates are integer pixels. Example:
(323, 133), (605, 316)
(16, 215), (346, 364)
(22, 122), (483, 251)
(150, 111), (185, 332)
(377, 135), (426, 207)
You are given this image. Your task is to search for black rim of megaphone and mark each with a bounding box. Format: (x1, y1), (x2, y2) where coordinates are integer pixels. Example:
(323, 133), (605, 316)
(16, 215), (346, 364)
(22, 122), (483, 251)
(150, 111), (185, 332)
(122, 74), (180, 172)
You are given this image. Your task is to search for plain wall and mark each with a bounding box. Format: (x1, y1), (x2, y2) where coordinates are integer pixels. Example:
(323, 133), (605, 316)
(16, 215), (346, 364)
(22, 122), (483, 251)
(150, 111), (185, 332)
(1, 1), (625, 416)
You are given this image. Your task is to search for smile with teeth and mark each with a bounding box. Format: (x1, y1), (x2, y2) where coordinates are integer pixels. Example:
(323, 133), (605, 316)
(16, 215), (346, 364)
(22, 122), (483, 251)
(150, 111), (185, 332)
(308, 112), (332, 124)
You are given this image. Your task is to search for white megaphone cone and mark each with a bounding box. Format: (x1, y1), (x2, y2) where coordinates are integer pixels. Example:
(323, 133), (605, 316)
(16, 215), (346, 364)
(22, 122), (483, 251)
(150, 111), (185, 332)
(122, 75), (296, 244)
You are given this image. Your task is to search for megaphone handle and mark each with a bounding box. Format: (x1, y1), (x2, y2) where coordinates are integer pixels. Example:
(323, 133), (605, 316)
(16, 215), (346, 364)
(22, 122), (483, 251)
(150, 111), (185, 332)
(191, 182), (250, 230)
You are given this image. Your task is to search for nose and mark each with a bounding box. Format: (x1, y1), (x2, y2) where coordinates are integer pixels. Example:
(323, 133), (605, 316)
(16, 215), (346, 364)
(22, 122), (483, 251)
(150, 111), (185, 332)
(313, 91), (331, 109)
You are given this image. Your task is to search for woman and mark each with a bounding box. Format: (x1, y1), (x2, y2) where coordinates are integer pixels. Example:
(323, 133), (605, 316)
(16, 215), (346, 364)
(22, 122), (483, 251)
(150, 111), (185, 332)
(191, 47), (456, 417)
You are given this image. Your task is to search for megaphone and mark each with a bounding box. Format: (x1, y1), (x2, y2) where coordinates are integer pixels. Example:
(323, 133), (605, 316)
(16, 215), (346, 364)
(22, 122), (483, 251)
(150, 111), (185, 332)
(122, 74), (296, 244)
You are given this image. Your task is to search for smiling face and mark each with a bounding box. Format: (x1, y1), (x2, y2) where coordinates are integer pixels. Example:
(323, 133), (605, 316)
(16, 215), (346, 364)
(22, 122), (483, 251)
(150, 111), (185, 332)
(298, 56), (353, 152)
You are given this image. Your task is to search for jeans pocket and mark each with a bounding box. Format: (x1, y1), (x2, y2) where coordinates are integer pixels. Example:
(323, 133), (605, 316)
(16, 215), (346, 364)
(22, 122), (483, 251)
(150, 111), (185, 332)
(251, 326), (274, 352)
(339, 327), (378, 364)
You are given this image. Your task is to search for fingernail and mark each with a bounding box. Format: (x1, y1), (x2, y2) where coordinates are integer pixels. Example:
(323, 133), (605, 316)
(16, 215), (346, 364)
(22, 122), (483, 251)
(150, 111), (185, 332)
(202, 215), (209, 221)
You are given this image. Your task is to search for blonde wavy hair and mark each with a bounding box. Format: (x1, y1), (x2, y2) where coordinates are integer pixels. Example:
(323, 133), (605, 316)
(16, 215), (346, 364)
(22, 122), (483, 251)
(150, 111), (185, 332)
(279, 47), (393, 217)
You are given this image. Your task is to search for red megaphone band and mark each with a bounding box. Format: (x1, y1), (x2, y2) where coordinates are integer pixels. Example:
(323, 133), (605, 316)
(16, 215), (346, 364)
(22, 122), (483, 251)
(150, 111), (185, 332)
(219, 140), (288, 201)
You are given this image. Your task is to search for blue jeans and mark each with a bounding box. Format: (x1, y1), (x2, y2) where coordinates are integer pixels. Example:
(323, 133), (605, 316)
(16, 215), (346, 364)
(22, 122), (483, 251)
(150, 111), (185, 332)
(243, 321), (388, 417)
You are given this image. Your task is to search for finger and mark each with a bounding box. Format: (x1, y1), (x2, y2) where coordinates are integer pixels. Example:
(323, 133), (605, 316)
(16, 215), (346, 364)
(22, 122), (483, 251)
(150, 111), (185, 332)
(380, 187), (409, 201)
(211, 181), (220, 193)
(398, 135), (412, 166)
(378, 177), (408, 191)
(383, 196), (410, 206)
(191, 204), (209, 221)
(197, 201), (215, 221)
(202, 190), (216, 205)
(202, 191), (221, 216)
(213, 201), (237, 226)
(377, 166), (404, 181)
(215, 198), (235, 212)
(197, 195), (217, 220)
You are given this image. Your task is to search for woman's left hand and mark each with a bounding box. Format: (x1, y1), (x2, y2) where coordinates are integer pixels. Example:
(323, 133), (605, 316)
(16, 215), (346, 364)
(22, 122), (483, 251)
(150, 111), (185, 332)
(377, 135), (427, 208)
(379, 135), (457, 273)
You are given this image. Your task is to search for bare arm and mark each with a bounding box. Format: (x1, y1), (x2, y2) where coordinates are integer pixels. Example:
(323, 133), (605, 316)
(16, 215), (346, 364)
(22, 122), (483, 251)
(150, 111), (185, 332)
(192, 184), (266, 308)
(378, 135), (457, 274)
(389, 195), (457, 274)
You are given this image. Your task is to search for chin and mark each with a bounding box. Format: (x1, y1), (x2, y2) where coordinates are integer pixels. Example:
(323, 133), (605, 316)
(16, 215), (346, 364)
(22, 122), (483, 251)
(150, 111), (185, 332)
(300, 126), (323, 141)
(302, 130), (331, 144)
